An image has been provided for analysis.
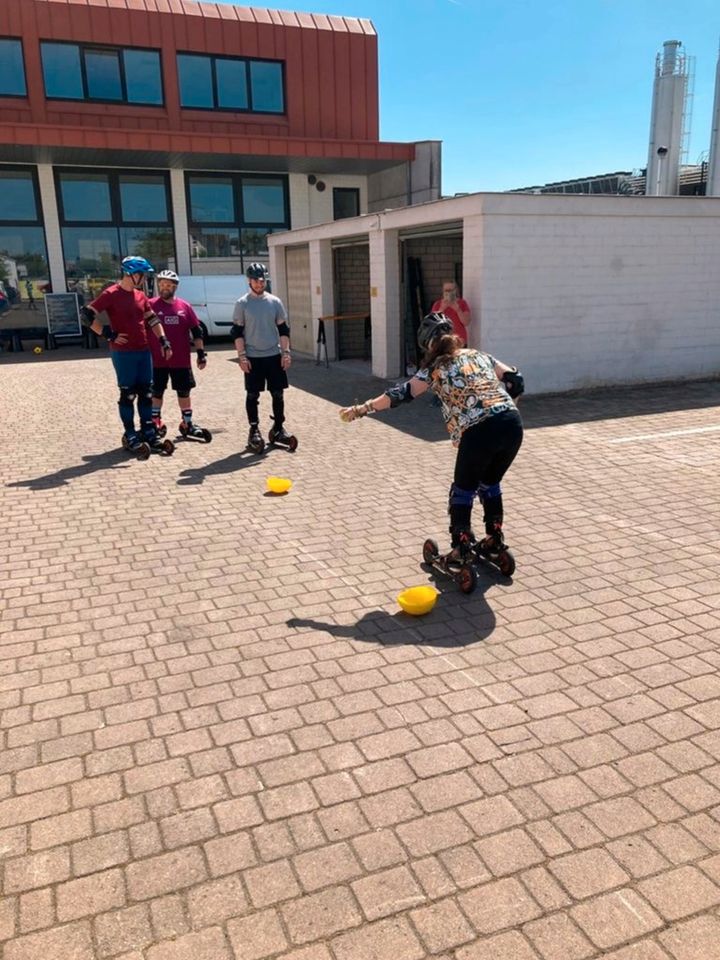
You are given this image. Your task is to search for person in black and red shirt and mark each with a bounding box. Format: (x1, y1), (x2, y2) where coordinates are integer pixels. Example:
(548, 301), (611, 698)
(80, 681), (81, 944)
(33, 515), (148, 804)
(148, 270), (211, 442)
(82, 257), (173, 455)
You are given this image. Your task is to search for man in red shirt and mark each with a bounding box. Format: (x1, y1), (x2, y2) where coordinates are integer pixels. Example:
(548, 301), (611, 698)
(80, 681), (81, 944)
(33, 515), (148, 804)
(149, 271), (211, 442)
(430, 280), (472, 346)
(82, 256), (172, 455)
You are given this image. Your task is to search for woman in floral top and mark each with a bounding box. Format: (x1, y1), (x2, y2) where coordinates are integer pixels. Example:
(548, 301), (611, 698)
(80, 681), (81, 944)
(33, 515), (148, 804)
(340, 312), (524, 559)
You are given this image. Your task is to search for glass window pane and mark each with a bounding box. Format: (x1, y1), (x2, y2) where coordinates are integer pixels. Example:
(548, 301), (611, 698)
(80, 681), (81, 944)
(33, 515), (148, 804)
(119, 175), (169, 223)
(333, 188), (360, 220)
(0, 170), (37, 221)
(216, 58), (248, 110)
(41, 43), (83, 99)
(0, 39), (26, 96)
(242, 178), (286, 224)
(119, 226), (174, 272)
(178, 54), (213, 108)
(85, 48), (122, 100)
(123, 49), (162, 105)
(250, 61), (283, 113)
(61, 227), (120, 290)
(190, 228), (240, 260)
(0, 226), (49, 308)
(241, 226), (276, 258)
(59, 173), (112, 222)
(188, 177), (235, 223)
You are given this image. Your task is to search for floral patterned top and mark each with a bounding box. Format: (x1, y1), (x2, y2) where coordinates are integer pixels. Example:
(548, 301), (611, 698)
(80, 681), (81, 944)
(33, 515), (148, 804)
(416, 349), (516, 445)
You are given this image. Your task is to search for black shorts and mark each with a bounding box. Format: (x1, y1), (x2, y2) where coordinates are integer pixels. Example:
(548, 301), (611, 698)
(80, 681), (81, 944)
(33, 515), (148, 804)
(153, 367), (196, 395)
(244, 354), (288, 393)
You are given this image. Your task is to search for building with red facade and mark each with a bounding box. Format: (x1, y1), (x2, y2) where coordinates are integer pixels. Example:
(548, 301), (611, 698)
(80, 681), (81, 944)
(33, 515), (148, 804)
(0, 0), (439, 343)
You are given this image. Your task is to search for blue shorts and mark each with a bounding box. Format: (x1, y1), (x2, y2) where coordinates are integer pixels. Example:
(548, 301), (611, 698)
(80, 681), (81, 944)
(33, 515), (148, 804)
(111, 350), (153, 389)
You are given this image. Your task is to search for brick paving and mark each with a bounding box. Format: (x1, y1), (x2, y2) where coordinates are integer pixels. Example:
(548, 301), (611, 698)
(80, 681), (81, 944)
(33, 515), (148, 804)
(1, 344), (720, 959)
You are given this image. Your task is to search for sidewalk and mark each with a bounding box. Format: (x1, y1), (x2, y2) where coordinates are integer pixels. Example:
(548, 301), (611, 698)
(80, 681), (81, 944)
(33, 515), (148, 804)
(1, 348), (719, 959)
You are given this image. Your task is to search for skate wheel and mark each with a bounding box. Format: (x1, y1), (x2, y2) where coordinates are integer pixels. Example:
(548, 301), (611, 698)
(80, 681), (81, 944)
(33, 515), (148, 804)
(178, 424), (188, 437)
(159, 424), (167, 438)
(161, 439), (175, 455)
(201, 429), (212, 443)
(422, 538), (439, 564)
(287, 436), (298, 451)
(249, 440), (265, 454)
(136, 442), (151, 461)
(121, 435), (130, 450)
(497, 550), (515, 578)
(458, 564), (477, 594)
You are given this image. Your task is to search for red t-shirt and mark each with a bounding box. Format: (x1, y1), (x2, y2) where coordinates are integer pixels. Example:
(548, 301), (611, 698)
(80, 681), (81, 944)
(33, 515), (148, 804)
(431, 298), (470, 344)
(90, 284), (152, 352)
(148, 296), (200, 369)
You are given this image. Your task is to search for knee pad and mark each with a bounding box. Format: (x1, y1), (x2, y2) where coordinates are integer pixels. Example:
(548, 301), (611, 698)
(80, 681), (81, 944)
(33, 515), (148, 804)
(477, 482), (501, 502)
(119, 386), (136, 404)
(246, 391), (260, 401)
(448, 484), (476, 512)
(137, 382), (153, 402)
(270, 390), (284, 400)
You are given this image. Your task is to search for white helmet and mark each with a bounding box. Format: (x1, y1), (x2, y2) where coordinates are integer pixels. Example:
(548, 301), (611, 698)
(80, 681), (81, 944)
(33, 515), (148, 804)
(156, 270), (179, 284)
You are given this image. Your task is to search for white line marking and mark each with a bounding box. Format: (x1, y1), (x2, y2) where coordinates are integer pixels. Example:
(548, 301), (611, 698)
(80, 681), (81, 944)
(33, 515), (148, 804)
(609, 424), (720, 444)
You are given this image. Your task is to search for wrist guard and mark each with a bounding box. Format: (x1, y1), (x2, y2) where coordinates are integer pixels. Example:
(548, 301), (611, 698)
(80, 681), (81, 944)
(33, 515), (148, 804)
(159, 335), (170, 350)
(101, 325), (117, 342)
(197, 349), (207, 363)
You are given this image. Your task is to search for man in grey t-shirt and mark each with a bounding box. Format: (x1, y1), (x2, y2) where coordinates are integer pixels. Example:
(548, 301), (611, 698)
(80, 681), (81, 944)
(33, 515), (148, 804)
(230, 262), (296, 453)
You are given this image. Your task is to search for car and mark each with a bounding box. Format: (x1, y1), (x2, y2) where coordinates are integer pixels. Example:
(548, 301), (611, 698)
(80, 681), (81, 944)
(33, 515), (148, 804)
(172, 275), (249, 339)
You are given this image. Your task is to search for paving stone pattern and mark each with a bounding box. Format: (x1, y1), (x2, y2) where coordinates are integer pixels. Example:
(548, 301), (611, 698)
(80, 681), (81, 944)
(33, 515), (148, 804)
(1, 346), (720, 959)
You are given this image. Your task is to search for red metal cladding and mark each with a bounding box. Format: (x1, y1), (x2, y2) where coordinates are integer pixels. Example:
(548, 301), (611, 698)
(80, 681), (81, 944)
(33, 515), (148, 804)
(2, 0), (395, 150)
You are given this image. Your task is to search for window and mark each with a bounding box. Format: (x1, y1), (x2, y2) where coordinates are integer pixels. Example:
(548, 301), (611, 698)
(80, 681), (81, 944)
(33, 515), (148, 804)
(333, 188), (360, 220)
(56, 170), (174, 295)
(177, 53), (284, 114)
(0, 167), (49, 313)
(186, 173), (288, 273)
(0, 39), (27, 97)
(41, 43), (162, 105)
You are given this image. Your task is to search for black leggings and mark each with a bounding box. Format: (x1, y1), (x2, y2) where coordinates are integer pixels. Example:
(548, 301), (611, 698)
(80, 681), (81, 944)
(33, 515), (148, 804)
(450, 409), (523, 540)
(454, 409), (523, 490)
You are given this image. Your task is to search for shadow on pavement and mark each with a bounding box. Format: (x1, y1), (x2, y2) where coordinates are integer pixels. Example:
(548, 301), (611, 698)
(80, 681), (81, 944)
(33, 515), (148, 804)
(287, 573), (498, 648)
(176, 449), (264, 486)
(286, 360), (720, 440)
(5, 450), (130, 490)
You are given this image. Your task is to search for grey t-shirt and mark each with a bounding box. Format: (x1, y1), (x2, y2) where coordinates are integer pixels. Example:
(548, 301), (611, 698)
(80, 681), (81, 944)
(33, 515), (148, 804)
(232, 292), (288, 358)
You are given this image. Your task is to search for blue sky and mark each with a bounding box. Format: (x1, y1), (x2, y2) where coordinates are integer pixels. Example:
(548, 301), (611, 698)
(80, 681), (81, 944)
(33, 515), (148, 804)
(210, 0), (720, 194)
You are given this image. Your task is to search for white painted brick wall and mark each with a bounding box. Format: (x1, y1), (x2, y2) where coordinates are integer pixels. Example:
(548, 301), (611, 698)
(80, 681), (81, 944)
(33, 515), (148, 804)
(477, 211), (720, 392)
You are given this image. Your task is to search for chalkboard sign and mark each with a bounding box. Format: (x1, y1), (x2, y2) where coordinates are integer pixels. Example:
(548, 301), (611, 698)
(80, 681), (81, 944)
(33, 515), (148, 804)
(45, 293), (81, 338)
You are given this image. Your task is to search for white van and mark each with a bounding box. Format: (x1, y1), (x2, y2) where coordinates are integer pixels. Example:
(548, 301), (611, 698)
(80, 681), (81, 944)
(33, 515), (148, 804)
(174, 275), (249, 339)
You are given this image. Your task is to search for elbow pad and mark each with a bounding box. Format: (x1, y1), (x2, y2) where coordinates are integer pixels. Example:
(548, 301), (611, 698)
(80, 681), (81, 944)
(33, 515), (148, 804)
(190, 325), (203, 340)
(80, 305), (96, 328)
(502, 368), (525, 399)
(277, 321), (290, 337)
(384, 381), (414, 408)
(146, 314), (160, 329)
(230, 323), (245, 340)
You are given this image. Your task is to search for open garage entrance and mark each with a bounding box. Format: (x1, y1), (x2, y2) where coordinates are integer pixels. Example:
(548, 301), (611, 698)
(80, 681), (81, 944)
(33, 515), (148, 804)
(400, 226), (463, 372)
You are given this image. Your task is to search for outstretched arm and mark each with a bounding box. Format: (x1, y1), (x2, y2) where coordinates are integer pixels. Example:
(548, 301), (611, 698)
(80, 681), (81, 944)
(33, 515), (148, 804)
(340, 376), (429, 422)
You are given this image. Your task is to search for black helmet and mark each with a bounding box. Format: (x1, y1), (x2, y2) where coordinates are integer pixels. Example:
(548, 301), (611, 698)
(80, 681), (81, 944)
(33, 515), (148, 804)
(246, 262), (268, 280)
(417, 312), (453, 352)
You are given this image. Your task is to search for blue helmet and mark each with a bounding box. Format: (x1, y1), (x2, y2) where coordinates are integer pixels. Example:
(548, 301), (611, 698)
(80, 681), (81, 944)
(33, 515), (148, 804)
(121, 256), (154, 276)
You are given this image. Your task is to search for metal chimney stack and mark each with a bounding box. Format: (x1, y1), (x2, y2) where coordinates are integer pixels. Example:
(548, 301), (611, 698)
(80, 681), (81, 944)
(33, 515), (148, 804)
(707, 42), (720, 195)
(646, 40), (688, 196)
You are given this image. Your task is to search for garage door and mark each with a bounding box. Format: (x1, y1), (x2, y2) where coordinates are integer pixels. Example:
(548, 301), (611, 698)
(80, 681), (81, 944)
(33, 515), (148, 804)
(285, 246), (313, 356)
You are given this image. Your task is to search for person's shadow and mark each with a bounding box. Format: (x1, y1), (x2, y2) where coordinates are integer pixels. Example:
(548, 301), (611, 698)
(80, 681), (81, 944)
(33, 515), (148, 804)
(176, 449), (265, 486)
(287, 568), (499, 648)
(6, 450), (131, 490)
